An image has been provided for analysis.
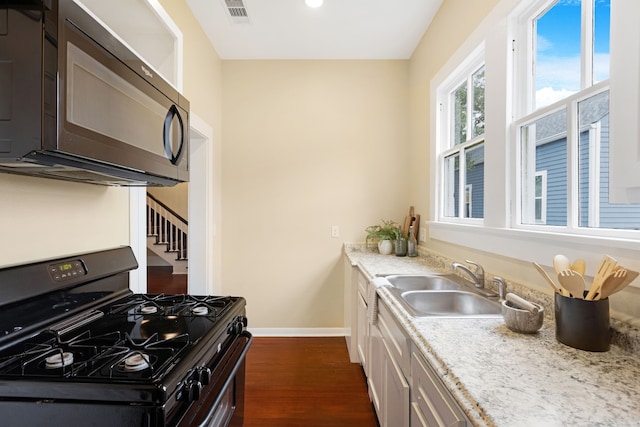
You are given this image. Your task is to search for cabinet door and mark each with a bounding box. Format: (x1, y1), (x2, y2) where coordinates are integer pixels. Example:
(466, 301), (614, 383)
(383, 339), (410, 427)
(378, 300), (410, 378)
(368, 321), (384, 419)
(411, 351), (469, 427)
(356, 292), (369, 372)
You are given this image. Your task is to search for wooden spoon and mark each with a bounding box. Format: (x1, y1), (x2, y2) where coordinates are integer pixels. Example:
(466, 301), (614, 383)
(553, 254), (571, 274)
(557, 269), (586, 298)
(595, 269), (627, 300)
(571, 258), (586, 275)
(532, 262), (566, 295)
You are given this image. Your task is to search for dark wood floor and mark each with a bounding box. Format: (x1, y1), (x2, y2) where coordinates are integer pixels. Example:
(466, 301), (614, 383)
(244, 337), (379, 427)
(147, 270), (378, 426)
(147, 266), (187, 294)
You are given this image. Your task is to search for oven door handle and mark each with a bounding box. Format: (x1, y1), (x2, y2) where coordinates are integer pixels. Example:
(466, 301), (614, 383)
(187, 330), (253, 427)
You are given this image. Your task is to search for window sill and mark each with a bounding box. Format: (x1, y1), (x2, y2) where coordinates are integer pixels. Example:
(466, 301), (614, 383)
(428, 221), (640, 283)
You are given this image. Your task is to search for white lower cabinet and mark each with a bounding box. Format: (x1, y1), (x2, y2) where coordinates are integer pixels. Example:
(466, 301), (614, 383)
(411, 350), (471, 427)
(369, 299), (410, 427)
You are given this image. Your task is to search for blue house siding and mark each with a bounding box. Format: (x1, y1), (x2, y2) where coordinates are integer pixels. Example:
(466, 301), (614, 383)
(540, 114), (640, 229)
(592, 115), (640, 229)
(466, 146), (484, 218)
(450, 149), (484, 219)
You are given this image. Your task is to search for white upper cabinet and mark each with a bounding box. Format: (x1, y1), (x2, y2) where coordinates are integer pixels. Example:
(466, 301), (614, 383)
(75, 0), (183, 91)
(609, 0), (640, 203)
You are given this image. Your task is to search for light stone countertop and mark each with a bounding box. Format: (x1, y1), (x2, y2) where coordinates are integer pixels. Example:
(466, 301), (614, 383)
(345, 245), (640, 427)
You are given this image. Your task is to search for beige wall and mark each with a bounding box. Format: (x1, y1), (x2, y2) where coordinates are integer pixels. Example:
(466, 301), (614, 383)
(221, 60), (410, 328)
(0, 174), (130, 267)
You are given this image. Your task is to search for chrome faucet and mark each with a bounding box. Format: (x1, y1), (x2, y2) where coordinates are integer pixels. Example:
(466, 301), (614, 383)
(493, 276), (507, 300)
(452, 260), (485, 288)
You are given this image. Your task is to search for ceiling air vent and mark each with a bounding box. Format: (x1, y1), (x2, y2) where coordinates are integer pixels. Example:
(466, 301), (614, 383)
(223, 0), (250, 24)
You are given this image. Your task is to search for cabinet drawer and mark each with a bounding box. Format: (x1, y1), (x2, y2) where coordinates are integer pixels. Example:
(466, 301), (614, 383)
(411, 350), (469, 427)
(378, 300), (410, 379)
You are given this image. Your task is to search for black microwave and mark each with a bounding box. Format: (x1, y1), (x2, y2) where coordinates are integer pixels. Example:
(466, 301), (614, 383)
(0, 0), (189, 186)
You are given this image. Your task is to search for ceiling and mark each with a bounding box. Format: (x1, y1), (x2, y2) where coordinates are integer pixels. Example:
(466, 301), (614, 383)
(185, 0), (444, 60)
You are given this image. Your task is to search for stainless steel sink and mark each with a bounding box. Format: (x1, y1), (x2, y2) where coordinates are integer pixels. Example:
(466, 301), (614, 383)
(388, 289), (502, 318)
(385, 274), (463, 291)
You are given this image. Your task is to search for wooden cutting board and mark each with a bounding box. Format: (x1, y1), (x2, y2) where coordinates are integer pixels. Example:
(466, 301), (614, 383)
(401, 206), (420, 240)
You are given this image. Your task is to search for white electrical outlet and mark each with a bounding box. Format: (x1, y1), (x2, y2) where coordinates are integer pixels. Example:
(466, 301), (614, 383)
(331, 225), (340, 238)
(419, 228), (427, 242)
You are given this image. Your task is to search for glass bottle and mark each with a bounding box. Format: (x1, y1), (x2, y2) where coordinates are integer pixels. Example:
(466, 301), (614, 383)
(395, 227), (407, 257)
(407, 225), (418, 257)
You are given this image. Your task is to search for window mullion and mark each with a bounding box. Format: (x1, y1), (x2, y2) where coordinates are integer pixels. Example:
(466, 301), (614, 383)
(567, 100), (579, 230)
(581, 0), (594, 89)
(588, 122), (601, 227)
(459, 148), (467, 219)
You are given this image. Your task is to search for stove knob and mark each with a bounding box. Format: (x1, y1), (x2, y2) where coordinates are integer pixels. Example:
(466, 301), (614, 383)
(187, 380), (203, 401)
(234, 320), (244, 335)
(197, 366), (211, 385)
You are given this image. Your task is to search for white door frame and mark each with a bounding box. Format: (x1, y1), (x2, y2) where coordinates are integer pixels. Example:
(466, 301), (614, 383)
(129, 112), (217, 295)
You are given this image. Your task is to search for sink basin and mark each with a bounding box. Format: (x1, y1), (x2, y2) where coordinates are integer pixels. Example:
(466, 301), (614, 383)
(390, 289), (502, 318)
(385, 274), (463, 291)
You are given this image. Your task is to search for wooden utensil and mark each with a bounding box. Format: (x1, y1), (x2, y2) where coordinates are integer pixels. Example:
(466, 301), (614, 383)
(553, 254), (571, 274)
(608, 269), (639, 295)
(557, 269), (586, 298)
(532, 262), (566, 295)
(595, 269), (627, 300)
(571, 258), (586, 275)
(585, 255), (617, 300)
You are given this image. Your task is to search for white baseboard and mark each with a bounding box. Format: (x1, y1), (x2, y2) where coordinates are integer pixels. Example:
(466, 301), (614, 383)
(248, 328), (347, 337)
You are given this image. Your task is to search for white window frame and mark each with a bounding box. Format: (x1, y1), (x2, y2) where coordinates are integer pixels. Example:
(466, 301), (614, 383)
(436, 45), (485, 225)
(428, 0), (640, 278)
(511, 0), (637, 239)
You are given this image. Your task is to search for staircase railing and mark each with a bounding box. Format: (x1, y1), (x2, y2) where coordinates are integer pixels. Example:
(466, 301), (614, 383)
(146, 193), (188, 261)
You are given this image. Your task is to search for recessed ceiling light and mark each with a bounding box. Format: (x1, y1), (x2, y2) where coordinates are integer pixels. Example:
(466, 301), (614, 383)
(305, 0), (323, 8)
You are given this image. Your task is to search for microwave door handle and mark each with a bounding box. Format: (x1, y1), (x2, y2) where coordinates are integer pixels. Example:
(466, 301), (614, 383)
(163, 105), (185, 165)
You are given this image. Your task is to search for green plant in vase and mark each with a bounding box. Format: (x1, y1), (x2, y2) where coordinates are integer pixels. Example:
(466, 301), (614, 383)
(365, 219), (400, 255)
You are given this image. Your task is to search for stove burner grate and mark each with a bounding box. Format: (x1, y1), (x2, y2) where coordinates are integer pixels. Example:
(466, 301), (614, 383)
(107, 294), (235, 320)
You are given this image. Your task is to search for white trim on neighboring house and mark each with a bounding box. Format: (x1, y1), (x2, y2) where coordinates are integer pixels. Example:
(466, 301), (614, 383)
(534, 170), (547, 224)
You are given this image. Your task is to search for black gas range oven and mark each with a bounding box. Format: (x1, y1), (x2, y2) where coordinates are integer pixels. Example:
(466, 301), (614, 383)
(0, 246), (252, 426)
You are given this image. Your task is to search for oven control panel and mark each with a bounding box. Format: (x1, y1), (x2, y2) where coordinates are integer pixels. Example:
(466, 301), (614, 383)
(48, 260), (87, 282)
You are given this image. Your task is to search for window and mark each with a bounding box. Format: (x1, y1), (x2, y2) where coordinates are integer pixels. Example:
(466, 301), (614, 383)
(515, 0), (640, 232)
(439, 60), (485, 221)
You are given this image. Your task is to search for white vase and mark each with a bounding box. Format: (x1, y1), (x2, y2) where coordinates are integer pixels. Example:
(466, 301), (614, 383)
(377, 239), (393, 255)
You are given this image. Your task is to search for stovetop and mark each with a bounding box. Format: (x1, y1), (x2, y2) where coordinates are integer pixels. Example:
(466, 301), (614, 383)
(0, 293), (241, 382)
(0, 247), (244, 385)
